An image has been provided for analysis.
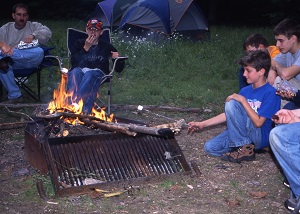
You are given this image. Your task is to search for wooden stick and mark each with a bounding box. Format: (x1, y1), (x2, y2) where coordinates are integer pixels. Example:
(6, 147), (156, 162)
(0, 121), (27, 130)
(81, 118), (137, 136)
(82, 118), (175, 137)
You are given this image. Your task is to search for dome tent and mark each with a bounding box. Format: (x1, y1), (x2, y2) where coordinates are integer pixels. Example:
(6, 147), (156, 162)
(119, 0), (210, 41)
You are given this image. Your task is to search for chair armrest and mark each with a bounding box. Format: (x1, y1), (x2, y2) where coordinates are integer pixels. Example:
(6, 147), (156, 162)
(43, 55), (67, 72)
(112, 56), (128, 73)
(40, 45), (55, 56)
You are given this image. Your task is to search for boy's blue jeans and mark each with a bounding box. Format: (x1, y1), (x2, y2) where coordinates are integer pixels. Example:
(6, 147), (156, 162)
(204, 100), (262, 156)
(67, 67), (105, 114)
(269, 122), (300, 200)
(0, 47), (44, 99)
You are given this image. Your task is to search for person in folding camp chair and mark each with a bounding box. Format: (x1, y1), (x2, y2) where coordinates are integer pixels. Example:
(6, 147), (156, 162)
(0, 3), (52, 104)
(66, 18), (124, 114)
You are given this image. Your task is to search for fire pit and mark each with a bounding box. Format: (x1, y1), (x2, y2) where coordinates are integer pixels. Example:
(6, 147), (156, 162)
(24, 116), (191, 197)
(23, 73), (191, 196)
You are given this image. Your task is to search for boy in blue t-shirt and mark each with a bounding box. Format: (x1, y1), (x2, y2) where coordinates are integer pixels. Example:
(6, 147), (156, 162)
(188, 50), (281, 163)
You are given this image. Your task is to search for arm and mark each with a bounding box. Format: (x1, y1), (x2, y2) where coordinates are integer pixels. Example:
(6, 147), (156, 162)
(226, 93), (266, 127)
(267, 69), (277, 85)
(188, 113), (226, 134)
(27, 22), (52, 45)
(271, 59), (300, 80)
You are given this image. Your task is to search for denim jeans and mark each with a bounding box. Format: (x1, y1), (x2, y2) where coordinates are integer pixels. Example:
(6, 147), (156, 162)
(269, 122), (300, 199)
(0, 47), (44, 99)
(204, 100), (262, 156)
(67, 67), (105, 114)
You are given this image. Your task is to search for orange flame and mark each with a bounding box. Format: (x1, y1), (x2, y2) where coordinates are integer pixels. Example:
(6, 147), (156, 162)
(47, 73), (114, 124)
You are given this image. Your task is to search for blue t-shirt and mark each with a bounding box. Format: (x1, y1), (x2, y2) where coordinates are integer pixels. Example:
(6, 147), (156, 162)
(239, 83), (281, 148)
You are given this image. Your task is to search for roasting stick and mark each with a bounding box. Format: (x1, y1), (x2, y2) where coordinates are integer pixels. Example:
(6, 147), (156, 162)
(137, 105), (189, 126)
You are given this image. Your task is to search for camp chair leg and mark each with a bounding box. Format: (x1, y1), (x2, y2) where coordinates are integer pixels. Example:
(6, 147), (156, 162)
(37, 69), (41, 101)
(18, 82), (39, 101)
(14, 70), (41, 102)
(107, 79), (112, 115)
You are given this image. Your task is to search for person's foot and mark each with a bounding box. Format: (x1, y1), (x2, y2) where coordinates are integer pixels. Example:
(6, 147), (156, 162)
(220, 143), (255, 163)
(1, 96), (23, 104)
(284, 197), (300, 213)
(283, 177), (290, 188)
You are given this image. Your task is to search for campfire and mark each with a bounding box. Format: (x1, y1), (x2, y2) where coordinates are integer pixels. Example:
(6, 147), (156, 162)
(34, 73), (186, 138)
(45, 73), (114, 124)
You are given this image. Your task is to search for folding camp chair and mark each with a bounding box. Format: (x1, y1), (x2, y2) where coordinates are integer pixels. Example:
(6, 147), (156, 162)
(0, 46), (64, 102)
(67, 28), (128, 114)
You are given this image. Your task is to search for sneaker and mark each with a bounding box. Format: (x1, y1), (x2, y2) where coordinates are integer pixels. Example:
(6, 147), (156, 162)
(284, 198), (300, 213)
(220, 143), (255, 163)
(283, 177), (290, 189)
(1, 96), (23, 104)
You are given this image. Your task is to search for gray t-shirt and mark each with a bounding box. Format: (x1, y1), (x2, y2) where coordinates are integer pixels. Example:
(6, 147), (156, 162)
(273, 49), (300, 81)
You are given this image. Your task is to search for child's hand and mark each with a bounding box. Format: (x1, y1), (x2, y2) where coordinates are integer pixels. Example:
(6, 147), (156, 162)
(225, 93), (246, 103)
(187, 122), (202, 135)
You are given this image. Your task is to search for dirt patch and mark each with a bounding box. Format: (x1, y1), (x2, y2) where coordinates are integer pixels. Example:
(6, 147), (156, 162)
(0, 107), (291, 214)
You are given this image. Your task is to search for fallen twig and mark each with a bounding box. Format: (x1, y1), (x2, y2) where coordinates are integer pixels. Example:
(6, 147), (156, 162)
(4, 106), (34, 121)
(0, 121), (28, 130)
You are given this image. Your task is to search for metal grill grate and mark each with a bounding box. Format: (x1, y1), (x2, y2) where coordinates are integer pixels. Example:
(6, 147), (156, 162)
(25, 121), (191, 196)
